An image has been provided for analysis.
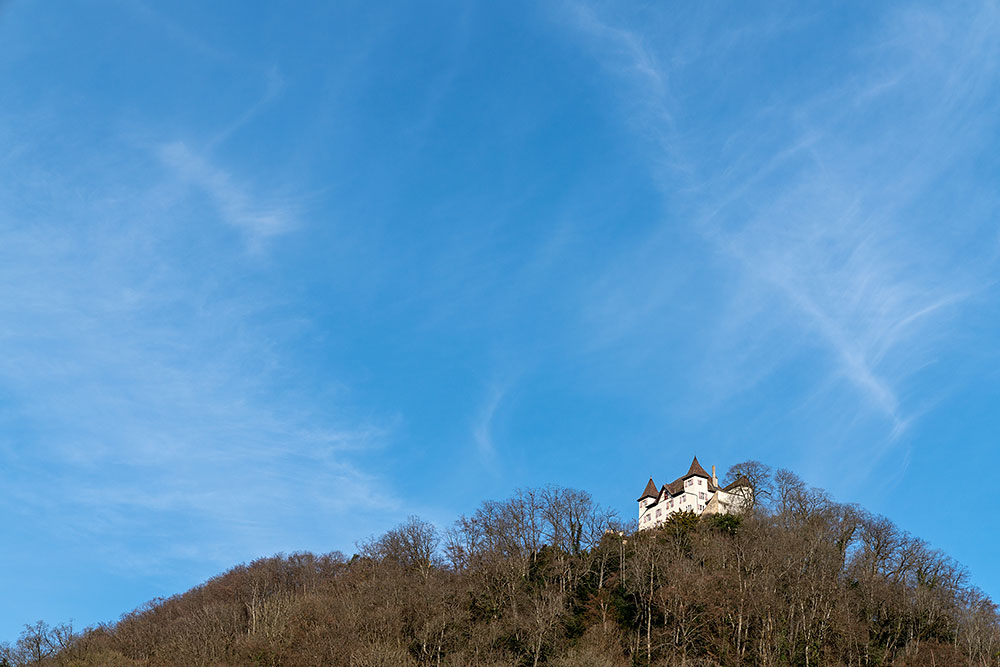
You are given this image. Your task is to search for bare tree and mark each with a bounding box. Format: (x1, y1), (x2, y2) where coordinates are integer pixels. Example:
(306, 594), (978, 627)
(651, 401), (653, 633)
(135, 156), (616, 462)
(17, 478), (1000, 667)
(359, 516), (441, 580)
(725, 460), (773, 509)
(0, 621), (76, 667)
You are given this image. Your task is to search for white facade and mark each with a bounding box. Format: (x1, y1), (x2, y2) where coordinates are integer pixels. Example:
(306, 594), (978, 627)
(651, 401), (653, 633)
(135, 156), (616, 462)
(637, 457), (752, 531)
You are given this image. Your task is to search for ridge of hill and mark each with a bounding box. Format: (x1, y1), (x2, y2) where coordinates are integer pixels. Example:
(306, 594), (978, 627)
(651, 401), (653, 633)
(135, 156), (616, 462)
(3, 463), (998, 667)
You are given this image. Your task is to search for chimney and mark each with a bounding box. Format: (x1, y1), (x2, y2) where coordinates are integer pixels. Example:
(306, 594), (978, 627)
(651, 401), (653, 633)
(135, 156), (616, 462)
(712, 465), (719, 487)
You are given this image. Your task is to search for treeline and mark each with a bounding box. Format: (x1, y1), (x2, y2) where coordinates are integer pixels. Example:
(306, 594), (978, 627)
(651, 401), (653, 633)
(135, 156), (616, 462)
(3, 464), (999, 666)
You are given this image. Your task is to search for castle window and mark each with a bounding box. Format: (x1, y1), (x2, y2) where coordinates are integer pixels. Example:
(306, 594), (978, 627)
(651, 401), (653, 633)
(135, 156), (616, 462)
(698, 479), (703, 486)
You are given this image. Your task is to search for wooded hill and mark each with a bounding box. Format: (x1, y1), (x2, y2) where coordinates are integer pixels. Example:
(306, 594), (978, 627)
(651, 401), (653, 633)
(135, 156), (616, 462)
(3, 462), (998, 667)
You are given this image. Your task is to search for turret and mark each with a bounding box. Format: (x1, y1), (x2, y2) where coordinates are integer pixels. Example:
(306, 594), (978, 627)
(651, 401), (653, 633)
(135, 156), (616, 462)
(637, 477), (659, 522)
(683, 456), (711, 480)
(637, 478), (658, 503)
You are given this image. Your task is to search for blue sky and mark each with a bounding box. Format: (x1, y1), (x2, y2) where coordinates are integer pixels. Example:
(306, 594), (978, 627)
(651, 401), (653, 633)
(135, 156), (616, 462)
(2, 0), (999, 640)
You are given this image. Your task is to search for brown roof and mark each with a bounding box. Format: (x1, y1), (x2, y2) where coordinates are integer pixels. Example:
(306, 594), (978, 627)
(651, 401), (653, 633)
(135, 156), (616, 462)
(723, 475), (751, 491)
(637, 478), (659, 501)
(642, 457), (729, 507)
(684, 456), (711, 480)
(663, 473), (717, 496)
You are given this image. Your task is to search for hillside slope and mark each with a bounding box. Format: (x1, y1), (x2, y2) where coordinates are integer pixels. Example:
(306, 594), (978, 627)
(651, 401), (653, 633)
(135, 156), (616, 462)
(3, 466), (998, 667)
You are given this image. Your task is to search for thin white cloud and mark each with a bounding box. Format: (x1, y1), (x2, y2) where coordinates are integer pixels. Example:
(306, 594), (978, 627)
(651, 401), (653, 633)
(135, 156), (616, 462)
(116, 0), (236, 66)
(209, 65), (286, 150)
(566, 2), (668, 109)
(473, 385), (506, 461)
(0, 130), (382, 575)
(158, 141), (296, 249)
(563, 1), (679, 171)
(565, 1), (998, 461)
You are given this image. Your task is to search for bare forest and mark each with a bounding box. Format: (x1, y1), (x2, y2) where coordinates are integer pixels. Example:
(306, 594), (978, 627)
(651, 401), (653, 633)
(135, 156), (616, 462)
(3, 463), (998, 667)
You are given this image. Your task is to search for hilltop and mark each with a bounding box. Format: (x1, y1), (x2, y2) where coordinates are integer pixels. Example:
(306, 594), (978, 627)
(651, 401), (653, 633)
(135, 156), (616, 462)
(3, 463), (998, 666)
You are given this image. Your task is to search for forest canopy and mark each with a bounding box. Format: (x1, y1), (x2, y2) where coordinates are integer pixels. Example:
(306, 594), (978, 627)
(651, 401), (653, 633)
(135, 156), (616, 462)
(3, 463), (998, 666)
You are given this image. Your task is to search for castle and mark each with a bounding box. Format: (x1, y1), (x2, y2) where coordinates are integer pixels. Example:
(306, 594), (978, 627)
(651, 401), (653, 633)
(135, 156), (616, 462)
(637, 456), (752, 530)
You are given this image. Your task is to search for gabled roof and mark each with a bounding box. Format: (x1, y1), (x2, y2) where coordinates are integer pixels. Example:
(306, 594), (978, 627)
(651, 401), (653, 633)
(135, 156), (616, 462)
(642, 457), (731, 506)
(723, 475), (752, 491)
(637, 478), (659, 501)
(683, 456), (711, 480)
(663, 474), (716, 496)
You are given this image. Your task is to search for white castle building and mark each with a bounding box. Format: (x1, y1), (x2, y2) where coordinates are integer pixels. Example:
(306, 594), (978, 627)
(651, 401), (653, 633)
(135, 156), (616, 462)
(637, 456), (753, 530)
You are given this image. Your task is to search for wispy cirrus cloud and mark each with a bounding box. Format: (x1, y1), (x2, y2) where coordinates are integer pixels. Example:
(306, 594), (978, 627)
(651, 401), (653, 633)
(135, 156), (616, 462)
(473, 385), (506, 462)
(0, 124), (383, 575)
(565, 1), (1000, 465)
(157, 140), (297, 250)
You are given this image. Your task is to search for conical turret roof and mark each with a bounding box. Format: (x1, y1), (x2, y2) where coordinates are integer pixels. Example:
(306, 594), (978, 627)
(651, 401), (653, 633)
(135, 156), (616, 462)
(684, 456), (711, 479)
(637, 477), (659, 501)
